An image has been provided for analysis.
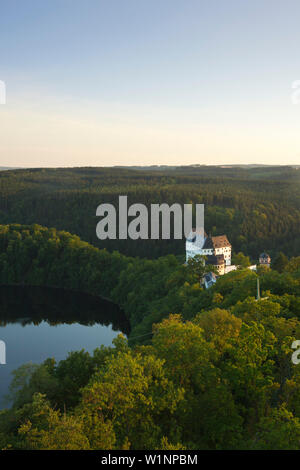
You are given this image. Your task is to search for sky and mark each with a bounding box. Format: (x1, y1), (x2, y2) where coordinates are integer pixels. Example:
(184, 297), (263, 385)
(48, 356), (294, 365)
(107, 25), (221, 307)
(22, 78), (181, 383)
(0, 0), (300, 167)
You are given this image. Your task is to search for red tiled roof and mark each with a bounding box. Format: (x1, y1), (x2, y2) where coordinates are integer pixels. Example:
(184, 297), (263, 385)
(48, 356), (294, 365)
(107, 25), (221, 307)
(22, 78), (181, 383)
(211, 235), (231, 248)
(202, 235), (231, 249)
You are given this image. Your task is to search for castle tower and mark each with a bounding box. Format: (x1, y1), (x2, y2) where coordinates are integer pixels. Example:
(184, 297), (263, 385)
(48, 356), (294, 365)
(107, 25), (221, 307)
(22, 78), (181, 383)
(259, 252), (271, 268)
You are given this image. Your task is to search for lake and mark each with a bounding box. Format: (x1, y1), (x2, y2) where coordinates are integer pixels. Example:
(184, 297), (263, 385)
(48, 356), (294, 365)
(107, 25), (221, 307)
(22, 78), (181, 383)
(0, 285), (129, 408)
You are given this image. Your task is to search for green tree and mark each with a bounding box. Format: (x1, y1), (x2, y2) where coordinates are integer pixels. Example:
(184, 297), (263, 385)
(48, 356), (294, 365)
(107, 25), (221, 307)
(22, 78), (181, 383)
(232, 252), (251, 268)
(272, 252), (289, 273)
(18, 393), (90, 450)
(79, 348), (184, 449)
(248, 405), (300, 450)
(186, 254), (217, 283)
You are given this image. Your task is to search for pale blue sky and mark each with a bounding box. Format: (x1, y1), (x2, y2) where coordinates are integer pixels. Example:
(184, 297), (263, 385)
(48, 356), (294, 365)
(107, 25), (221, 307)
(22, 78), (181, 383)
(1, 0), (300, 167)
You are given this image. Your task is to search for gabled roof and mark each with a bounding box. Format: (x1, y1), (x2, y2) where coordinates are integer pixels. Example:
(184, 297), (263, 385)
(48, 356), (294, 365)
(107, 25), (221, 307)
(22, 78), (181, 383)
(259, 252), (270, 259)
(202, 234), (231, 249)
(187, 229), (207, 244)
(204, 272), (217, 282)
(211, 235), (231, 248)
(202, 237), (214, 249)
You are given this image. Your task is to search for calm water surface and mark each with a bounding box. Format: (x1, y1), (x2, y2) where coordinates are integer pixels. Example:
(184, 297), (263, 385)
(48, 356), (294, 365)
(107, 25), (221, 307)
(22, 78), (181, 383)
(0, 286), (129, 408)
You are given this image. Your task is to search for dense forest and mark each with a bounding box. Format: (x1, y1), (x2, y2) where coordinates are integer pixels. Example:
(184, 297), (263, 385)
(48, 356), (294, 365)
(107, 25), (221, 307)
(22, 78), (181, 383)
(0, 166), (300, 450)
(0, 165), (299, 259)
(0, 223), (300, 449)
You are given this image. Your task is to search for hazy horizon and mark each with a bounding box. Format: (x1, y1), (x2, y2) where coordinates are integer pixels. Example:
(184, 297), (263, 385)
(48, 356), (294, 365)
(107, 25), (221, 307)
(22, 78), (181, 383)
(1, 0), (300, 167)
(1, 163), (299, 170)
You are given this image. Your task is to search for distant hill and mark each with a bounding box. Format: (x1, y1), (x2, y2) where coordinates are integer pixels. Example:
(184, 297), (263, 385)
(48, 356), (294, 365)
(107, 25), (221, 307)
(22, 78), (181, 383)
(0, 167), (20, 171)
(114, 164), (299, 170)
(0, 165), (299, 260)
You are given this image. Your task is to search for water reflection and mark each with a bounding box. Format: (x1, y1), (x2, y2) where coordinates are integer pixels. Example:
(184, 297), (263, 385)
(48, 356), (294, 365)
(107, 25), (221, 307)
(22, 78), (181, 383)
(0, 285), (130, 333)
(0, 285), (130, 407)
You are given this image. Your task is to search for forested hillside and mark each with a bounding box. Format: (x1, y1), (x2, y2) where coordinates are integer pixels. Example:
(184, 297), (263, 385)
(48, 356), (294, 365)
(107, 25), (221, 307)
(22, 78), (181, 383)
(0, 224), (300, 449)
(0, 166), (299, 259)
(1, 166), (300, 450)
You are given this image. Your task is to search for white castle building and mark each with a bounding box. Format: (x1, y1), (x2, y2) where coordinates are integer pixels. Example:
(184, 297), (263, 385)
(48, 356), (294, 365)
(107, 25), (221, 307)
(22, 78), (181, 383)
(186, 229), (232, 275)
